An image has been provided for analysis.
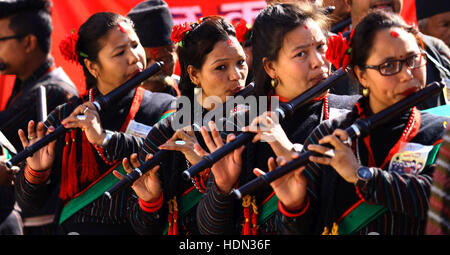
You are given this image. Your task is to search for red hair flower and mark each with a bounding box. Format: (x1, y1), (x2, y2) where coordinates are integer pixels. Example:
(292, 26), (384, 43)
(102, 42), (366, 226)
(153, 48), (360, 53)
(234, 19), (252, 45)
(325, 30), (354, 69)
(171, 22), (193, 46)
(59, 30), (79, 64)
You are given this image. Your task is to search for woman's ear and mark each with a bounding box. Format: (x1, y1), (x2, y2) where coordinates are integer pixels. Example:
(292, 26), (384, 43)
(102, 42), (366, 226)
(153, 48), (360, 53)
(187, 65), (200, 86)
(353, 65), (368, 89)
(262, 57), (277, 79)
(84, 58), (100, 79)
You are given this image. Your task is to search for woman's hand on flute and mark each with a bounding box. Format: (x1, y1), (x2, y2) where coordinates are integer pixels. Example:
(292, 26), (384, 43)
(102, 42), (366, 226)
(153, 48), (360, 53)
(61, 102), (106, 146)
(242, 111), (295, 159)
(159, 127), (202, 165)
(307, 129), (360, 183)
(113, 153), (162, 203)
(196, 121), (244, 194)
(253, 153), (308, 211)
(18, 120), (56, 171)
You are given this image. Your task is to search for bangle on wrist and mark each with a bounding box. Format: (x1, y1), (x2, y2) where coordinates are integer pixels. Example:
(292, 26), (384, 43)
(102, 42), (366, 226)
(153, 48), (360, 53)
(24, 165), (51, 184)
(138, 193), (164, 213)
(101, 130), (113, 147)
(278, 195), (310, 218)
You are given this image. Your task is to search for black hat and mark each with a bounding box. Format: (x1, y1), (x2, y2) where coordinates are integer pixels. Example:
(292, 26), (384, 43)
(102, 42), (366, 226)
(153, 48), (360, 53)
(0, 0), (52, 19)
(127, 0), (174, 47)
(416, 0), (450, 20)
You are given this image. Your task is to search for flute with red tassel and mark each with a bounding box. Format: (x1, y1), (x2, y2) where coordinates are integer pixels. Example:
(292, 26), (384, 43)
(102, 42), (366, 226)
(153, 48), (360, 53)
(6, 61), (164, 168)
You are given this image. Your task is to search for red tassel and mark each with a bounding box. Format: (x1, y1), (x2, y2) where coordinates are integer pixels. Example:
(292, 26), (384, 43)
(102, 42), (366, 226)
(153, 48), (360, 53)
(251, 196), (258, 235)
(173, 209), (179, 235)
(168, 215), (173, 235)
(61, 132), (70, 173)
(166, 197), (179, 235)
(172, 197), (179, 235)
(59, 130), (79, 201)
(58, 132), (70, 200)
(80, 132), (99, 183)
(241, 195), (251, 235)
(168, 199), (173, 235)
(242, 207), (250, 235)
(251, 213), (258, 235)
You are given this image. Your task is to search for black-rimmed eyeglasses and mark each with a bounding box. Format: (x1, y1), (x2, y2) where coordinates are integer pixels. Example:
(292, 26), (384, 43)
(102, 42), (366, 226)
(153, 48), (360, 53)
(0, 35), (25, 42)
(364, 52), (427, 76)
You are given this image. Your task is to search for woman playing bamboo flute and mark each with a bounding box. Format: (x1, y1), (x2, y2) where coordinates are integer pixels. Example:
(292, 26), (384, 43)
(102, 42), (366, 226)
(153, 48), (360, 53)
(15, 12), (175, 235)
(195, 2), (359, 235)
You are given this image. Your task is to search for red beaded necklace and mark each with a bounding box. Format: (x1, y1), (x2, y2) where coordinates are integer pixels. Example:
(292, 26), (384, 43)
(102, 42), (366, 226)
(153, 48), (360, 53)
(355, 102), (421, 168)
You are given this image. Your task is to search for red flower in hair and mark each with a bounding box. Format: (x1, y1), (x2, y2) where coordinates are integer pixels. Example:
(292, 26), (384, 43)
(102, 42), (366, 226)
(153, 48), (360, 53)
(325, 30), (354, 69)
(59, 30), (79, 64)
(234, 19), (251, 44)
(171, 22), (192, 45)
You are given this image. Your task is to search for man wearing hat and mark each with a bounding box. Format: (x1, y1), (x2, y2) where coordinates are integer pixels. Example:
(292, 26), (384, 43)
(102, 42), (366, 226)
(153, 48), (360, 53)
(128, 0), (180, 97)
(417, 0), (450, 47)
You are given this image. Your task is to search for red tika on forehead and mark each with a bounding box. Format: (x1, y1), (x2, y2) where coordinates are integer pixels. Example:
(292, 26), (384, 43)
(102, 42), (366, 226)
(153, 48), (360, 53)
(150, 48), (160, 56)
(118, 22), (128, 33)
(390, 30), (399, 38)
(304, 25), (309, 30)
(226, 38), (233, 46)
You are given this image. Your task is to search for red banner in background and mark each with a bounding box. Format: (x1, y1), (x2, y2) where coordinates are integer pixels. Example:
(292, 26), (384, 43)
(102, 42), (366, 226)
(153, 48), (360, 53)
(52, 0), (265, 97)
(0, 0), (417, 110)
(169, 1), (266, 25)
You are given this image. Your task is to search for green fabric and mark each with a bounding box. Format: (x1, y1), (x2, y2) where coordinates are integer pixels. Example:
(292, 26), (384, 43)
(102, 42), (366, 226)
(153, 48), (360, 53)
(338, 202), (387, 235)
(158, 110), (175, 122)
(425, 144), (442, 167)
(2, 146), (12, 160)
(258, 194), (278, 225)
(179, 189), (204, 216)
(58, 164), (126, 225)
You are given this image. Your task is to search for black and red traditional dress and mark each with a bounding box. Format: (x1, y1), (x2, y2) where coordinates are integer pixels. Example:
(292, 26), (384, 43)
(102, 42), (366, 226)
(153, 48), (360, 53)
(280, 96), (449, 235)
(15, 86), (175, 234)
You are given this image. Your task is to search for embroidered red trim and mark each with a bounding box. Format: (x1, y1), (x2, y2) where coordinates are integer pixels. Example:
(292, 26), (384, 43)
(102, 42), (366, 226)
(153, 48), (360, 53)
(24, 165), (51, 184)
(138, 193), (164, 213)
(278, 195), (310, 218)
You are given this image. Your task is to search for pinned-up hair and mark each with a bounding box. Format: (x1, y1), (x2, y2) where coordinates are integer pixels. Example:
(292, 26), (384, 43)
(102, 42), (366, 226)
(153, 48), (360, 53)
(251, 2), (330, 96)
(176, 16), (236, 100)
(349, 10), (424, 76)
(75, 12), (134, 89)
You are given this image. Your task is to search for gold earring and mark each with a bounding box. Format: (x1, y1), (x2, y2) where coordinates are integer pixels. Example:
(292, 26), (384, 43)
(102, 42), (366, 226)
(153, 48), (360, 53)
(362, 87), (369, 97)
(271, 78), (279, 88)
